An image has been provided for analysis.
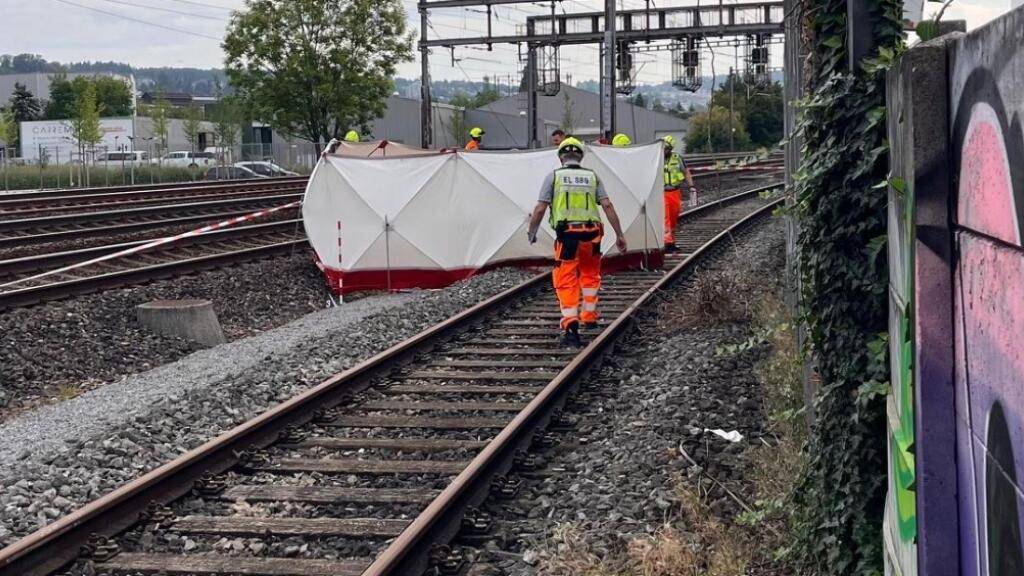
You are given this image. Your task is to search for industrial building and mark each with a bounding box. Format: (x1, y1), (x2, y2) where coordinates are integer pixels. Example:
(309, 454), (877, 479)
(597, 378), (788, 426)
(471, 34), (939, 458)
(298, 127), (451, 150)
(471, 85), (688, 148)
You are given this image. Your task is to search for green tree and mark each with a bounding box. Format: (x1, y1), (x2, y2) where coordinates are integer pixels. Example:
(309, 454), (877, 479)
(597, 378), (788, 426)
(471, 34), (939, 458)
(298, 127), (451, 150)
(182, 105), (203, 154)
(10, 83), (42, 122)
(473, 77), (501, 107)
(446, 111), (468, 148)
(68, 83), (103, 185)
(709, 76), (784, 148)
(151, 96), (171, 156)
(224, 0), (413, 151)
(212, 98), (241, 162)
(8, 83), (43, 155)
(0, 107), (16, 155)
(92, 75), (134, 116)
(45, 74), (133, 119)
(449, 90), (474, 109)
(684, 106), (751, 153)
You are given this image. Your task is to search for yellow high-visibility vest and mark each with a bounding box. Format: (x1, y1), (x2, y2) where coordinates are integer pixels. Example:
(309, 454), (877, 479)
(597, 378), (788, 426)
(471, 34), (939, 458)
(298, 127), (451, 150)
(664, 154), (686, 190)
(550, 167), (601, 227)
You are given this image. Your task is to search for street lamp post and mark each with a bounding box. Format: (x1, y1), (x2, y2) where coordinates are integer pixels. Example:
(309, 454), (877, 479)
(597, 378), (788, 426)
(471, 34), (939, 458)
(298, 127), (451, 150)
(127, 136), (137, 185)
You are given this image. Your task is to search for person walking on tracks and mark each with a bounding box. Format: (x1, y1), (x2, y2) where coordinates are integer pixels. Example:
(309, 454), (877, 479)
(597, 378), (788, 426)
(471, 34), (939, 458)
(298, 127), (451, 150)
(661, 135), (695, 253)
(527, 137), (628, 348)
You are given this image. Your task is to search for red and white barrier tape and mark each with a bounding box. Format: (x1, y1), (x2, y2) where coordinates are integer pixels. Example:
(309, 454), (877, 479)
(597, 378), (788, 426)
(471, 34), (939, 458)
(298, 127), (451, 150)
(690, 165), (783, 173)
(0, 199), (303, 290)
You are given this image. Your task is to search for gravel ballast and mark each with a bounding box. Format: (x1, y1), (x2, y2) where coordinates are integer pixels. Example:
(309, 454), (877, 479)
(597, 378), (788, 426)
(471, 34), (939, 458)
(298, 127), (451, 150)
(0, 250), (329, 418)
(459, 220), (786, 575)
(0, 266), (534, 547)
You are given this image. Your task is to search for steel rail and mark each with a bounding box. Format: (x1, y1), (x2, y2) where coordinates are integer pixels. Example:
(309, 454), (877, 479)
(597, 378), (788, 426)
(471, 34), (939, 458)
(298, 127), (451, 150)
(0, 182), (782, 576)
(0, 176), (308, 204)
(0, 238), (309, 311)
(0, 193), (303, 233)
(0, 219), (304, 280)
(0, 202), (302, 249)
(0, 186), (307, 218)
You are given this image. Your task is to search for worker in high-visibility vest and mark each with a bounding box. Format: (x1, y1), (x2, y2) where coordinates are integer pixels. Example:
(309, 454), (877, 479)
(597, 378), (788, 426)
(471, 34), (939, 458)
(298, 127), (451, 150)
(344, 130), (360, 143)
(661, 135), (695, 252)
(465, 127), (485, 150)
(527, 137), (628, 347)
(612, 133), (632, 147)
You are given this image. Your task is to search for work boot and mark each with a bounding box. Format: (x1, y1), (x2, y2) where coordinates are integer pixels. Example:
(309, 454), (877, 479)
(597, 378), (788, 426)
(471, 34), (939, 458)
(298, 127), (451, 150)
(561, 322), (583, 348)
(665, 243), (681, 254)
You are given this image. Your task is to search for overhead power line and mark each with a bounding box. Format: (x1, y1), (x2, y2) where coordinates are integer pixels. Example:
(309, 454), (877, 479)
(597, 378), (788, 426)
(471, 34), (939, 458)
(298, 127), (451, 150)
(162, 0), (238, 11)
(89, 0), (229, 21)
(52, 0), (224, 41)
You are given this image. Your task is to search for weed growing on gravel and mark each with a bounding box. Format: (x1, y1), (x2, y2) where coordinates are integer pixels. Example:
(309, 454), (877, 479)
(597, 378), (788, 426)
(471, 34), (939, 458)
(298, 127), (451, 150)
(536, 523), (619, 576)
(536, 490), (750, 576)
(732, 289), (807, 571)
(655, 250), (765, 333)
(55, 383), (81, 401)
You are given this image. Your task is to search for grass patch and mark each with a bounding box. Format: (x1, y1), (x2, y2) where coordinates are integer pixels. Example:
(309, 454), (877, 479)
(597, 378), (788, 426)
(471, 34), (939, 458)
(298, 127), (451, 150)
(0, 164), (203, 190)
(537, 489), (751, 576)
(55, 383), (82, 401)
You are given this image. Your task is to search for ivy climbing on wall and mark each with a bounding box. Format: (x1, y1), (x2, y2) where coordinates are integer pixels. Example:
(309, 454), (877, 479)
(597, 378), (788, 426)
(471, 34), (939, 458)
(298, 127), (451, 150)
(788, 0), (904, 574)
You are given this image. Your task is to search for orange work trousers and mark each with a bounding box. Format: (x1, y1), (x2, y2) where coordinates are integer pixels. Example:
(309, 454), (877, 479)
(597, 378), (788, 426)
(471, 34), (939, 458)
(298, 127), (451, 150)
(664, 188), (682, 247)
(553, 228), (602, 330)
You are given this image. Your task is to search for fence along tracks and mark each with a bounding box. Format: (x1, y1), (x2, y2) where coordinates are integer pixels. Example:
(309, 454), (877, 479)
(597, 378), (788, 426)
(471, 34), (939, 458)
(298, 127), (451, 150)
(0, 181), (782, 576)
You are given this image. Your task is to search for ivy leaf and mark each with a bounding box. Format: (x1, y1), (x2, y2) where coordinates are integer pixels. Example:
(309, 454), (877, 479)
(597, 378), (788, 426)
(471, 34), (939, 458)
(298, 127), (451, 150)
(822, 35), (844, 50)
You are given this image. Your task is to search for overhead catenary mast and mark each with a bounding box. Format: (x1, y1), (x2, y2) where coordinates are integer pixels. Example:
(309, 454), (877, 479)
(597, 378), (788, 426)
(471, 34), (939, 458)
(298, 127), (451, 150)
(416, 0), (785, 149)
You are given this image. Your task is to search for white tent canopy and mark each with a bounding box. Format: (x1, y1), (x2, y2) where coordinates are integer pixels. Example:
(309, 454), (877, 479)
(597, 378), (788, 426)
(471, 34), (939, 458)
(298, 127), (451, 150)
(302, 141), (664, 292)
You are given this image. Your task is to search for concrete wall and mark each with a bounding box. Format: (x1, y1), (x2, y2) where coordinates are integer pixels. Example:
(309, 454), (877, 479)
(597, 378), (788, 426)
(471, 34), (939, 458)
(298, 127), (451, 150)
(265, 95), (461, 151)
(949, 8), (1024, 574)
(134, 117), (215, 154)
(885, 5), (1024, 574)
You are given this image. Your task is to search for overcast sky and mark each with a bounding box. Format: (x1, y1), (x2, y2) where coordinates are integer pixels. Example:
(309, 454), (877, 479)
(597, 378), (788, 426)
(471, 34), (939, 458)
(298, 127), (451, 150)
(1, 0), (1014, 84)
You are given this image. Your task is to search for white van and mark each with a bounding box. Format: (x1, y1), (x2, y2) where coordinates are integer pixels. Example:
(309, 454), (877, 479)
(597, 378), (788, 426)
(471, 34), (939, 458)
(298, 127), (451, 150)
(96, 151), (149, 163)
(157, 151), (216, 168)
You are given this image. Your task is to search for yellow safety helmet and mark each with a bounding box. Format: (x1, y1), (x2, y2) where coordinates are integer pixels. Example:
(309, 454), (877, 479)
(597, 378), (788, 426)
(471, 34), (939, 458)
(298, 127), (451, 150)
(344, 130), (360, 142)
(612, 133), (632, 147)
(557, 136), (584, 156)
(662, 134), (676, 148)
(469, 126), (485, 138)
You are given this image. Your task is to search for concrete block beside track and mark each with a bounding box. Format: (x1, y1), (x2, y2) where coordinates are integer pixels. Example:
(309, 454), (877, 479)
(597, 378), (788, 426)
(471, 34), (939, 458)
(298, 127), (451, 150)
(137, 299), (226, 346)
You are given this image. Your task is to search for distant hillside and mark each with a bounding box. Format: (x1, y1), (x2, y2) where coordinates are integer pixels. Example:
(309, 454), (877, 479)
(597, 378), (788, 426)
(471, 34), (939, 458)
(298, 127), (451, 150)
(2, 53), (775, 106)
(0, 54), (227, 96)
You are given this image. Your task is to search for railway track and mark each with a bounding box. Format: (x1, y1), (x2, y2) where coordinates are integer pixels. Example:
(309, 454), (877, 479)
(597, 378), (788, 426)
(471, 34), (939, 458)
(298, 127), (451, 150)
(0, 177), (308, 217)
(0, 193), (303, 250)
(0, 182), (782, 576)
(0, 219), (307, 310)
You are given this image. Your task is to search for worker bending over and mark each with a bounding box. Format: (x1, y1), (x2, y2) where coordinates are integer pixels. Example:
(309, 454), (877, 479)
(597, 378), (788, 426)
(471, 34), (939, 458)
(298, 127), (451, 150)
(527, 138), (627, 348)
(465, 127), (484, 150)
(661, 135), (695, 253)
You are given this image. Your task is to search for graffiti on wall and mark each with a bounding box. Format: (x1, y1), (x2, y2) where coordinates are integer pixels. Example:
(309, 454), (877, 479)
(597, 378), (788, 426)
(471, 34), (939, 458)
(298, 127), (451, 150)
(950, 9), (1024, 574)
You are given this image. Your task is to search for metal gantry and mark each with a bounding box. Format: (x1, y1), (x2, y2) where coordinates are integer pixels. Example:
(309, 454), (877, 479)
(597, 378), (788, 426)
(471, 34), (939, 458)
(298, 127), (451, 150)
(417, 0), (786, 148)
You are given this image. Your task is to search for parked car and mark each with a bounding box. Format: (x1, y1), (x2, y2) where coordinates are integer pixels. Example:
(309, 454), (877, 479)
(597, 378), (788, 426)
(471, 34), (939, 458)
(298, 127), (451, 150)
(202, 166), (264, 181)
(157, 150), (216, 168)
(233, 161), (299, 177)
(96, 150), (149, 163)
